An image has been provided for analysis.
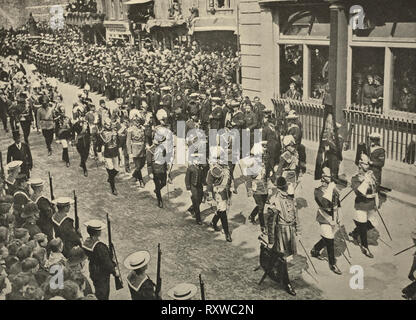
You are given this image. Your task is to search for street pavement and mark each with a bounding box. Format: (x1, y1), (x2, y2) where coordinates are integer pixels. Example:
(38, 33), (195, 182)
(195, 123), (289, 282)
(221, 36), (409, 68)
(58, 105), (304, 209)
(0, 73), (415, 300)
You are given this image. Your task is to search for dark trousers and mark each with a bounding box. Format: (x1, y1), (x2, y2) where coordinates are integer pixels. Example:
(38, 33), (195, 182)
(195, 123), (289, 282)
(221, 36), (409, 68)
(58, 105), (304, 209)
(42, 129), (54, 151)
(92, 275), (110, 300)
(0, 110), (7, 130)
(190, 186), (203, 222)
(351, 220), (372, 249)
(211, 210), (230, 235)
(154, 172), (167, 201)
(250, 194), (267, 228)
(132, 156), (146, 181)
(20, 120), (31, 144)
(313, 237), (336, 266)
(77, 143), (90, 171)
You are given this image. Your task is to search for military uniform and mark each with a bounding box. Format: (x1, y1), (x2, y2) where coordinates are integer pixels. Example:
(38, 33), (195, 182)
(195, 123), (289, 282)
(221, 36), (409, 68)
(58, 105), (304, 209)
(276, 146), (299, 195)
(52, 210), (82, 258)
(127, 117), (146, 185)
(311, 171), (342, 274)
(13, 187), (31, 228)
(146, 141), (168, 208)
(82, 237), (116, 300)
(74, 120), (91, 175)
(369, 144), (385, 191)
(185, 159), (204, 225)
(100, 122), (120, 195)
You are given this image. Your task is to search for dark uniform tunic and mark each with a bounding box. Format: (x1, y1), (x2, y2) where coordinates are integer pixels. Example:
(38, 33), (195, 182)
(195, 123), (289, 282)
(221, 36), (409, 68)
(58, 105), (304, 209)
(369, 145), (385, 190)
(52, 211), (82, 258)
(13, 188), (31, 228)
(146, 143), (168, 203)
(7, 142), (33, 178)
(35, 195), (54, 241)
(127, 273), (159, 300)
(82, 237), (116, 301)
(185, 164), (204, 222)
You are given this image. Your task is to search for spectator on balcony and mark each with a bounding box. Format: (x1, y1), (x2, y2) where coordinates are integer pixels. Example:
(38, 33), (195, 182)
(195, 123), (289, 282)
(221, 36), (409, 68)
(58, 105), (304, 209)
(361, 74), (376, 108)
(283, 81), (301, 101)
(398, 86), (416, 113)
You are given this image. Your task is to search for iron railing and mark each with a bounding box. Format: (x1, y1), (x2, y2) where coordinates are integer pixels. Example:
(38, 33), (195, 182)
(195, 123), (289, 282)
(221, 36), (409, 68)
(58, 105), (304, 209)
(274, 98), (416, 163)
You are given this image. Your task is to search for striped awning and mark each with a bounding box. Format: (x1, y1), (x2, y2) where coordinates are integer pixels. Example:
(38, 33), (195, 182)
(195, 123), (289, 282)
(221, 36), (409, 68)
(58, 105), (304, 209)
(124, 0), (152, 5)
(188, 16), (237, 35)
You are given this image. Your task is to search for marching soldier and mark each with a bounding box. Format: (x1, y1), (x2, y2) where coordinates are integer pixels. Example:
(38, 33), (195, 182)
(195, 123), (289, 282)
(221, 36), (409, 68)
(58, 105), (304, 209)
(349, 154), (378, 258)
(276, 136), (299, 196)
(73, 116), (91, 176)
(29, 178), (54, 242)
(82, 220), (118, 301)
(124, 250), (160, 300)
(99, 118), (120, 196)
(262, 111), (281, 179)
(368, 132), (385, 191)
(206, 159), (232, 242)
(56, 112), (73, 168)
(247, 144), (268, 234)
(146, 125), (170, 208)
(7, 130), (33, 179)
(85, 103), (102, 163)
(127, 110), (147, 187)
(265, 176), (299, 296)
(242, 101), (258, 151)
(145, 82), (160, 122)
(322, 122), (343, 180)
(185, 152), (205, 225)
(114, 98), (130, 173)
(51, 197), (82, 258)
(37, 100), (55, 156)
(310, 167), (342, 275)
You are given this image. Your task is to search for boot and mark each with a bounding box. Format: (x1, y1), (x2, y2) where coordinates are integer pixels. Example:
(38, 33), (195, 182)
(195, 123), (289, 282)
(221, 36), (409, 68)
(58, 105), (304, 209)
(125, 163), (131, 173)
(249, 207), (258, 225)
(280, 259), (296, 296)
(219, 211), (232, 242)
(63, 148), (70, 167)
(285, 283), (296, 296)
(330, 264), (342, 275)
(210, 213), (220, 232)
(157, 198), (164, 208)
(311, 238), (326, 260)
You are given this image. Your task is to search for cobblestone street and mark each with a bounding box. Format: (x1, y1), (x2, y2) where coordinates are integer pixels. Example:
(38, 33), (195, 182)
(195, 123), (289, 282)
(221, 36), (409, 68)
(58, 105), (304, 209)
(1, 74), (415, 300)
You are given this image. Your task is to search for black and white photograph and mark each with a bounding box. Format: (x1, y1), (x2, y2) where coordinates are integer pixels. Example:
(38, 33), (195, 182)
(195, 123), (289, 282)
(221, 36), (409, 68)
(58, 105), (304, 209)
(0, 0), (415, 307)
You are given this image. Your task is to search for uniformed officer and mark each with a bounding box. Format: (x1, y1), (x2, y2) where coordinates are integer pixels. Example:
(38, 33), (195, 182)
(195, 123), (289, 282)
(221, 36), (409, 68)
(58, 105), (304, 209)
(206, 161), (232, 242)
(323, 122), (343, 180)
(262, 111), (281, 179)
(349, 154), (378, 258)
(124, 250), (159, 300)
(73, 115), (91, 176)
(276, 136), (299, 195)
(167, 283), (198, 300)
(265, 176), (298, 296)
(99, 118), (120, 196)
(209, 97), (225, 130)
(242, 101), (258, 151)
(7, 130), (33, 179)
(310, 167), (342, 275)
(368, 132), (385, 191)
(127, 109), (146, 187)
(29, 178), (54, 242)
(185, 152), (205, 225)
(51, 197), (82, 258)
(82, 220), (118, 301)
(146, 125), (169, 208)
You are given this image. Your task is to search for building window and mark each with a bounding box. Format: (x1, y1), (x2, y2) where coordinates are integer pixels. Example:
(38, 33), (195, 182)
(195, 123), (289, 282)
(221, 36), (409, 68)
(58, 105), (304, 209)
(279, 8), (330, 38)
(351, 47), (385, 113)
(392, 49), (416, 113)
(310, 46), (329, 100)
(111, 0), (115, 19)
(280, 44), (303, 100)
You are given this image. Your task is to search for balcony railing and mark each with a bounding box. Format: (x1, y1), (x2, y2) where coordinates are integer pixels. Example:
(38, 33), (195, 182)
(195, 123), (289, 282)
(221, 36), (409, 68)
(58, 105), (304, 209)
(274, 98), (416, 164)
(64, 12), (105, 26)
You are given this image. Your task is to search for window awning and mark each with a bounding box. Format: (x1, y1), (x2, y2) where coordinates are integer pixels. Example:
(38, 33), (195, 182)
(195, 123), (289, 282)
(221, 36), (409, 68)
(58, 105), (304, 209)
(124, 0), (152, 5)
(144, 19), (187, 32)
(189, 16), (236, 35)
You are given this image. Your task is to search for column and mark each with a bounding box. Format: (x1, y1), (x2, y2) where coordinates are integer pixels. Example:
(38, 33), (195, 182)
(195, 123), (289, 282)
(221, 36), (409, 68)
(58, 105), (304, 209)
(328, 1), (348, 129)
(259, 6), (275, 104)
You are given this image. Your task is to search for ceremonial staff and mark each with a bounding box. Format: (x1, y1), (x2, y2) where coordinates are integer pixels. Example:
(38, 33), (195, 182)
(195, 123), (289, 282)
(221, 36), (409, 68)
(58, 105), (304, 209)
(106, 213), (123, 290)
(199, 274), (206, 300)
(394, 244), (416, 256)
(73, 190), (79, 233)
(156, 243), (162, 299)
(48, 171), (54, 201)
(376, 208), (393, 241)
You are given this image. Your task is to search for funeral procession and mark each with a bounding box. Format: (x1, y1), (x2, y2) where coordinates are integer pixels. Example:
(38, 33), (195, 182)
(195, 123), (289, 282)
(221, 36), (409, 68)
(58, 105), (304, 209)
(0, 0), (415, 303)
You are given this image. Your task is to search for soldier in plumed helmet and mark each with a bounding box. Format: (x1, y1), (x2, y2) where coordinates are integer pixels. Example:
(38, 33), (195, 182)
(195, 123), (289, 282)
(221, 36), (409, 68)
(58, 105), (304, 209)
(368, 132), (385, 192)
(265, 176), (299, 296)
(127, 109), (147, 187)
(99, 118), (120, 195)
(349, 153), (378, 258)
(310, 167), (342, 275)
(275, 135), (299, 196)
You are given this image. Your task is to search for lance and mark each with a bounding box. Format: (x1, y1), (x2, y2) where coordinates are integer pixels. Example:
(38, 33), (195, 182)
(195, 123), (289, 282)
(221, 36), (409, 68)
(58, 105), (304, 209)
(298, 239), (318, 275)
(376, 208), (392, 241)
(394, 244), (416, 256)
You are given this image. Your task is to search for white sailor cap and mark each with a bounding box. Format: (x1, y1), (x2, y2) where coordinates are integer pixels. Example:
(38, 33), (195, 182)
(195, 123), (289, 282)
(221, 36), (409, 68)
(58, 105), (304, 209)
(167, 283), (198, 300)
(52, 197), (74, 206)
(6, 160), (22, 171)
(84, 220), (105, 231)
(123, 250), (150, 270)
(28, 178), (44, 188)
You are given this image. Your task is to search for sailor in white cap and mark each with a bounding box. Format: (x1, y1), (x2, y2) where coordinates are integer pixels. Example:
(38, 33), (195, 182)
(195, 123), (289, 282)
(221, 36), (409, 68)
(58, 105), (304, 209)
(368, 132), (385, 191)
(286, 110), (302, 147)
(4, 160), (22, 195)
(124, 250), (159, 300)
(167, 283), (198, 300)
(349, 153), (378, 258)
(82, 220), (117, 301)
(29, 178), (54, 241)
(276, 135), (299, 196)
(311, 167), (342, 275)
(51, 197), (81, 258)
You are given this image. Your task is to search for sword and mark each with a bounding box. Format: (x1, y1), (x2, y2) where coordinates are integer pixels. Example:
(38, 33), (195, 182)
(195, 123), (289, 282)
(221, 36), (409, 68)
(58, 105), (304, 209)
(298, 239), (318, 275)
(394, 244), (416, 256)
(376, 207), (392, 241)
(340, 188), (354, 203)
(338, 223), (352, 259)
